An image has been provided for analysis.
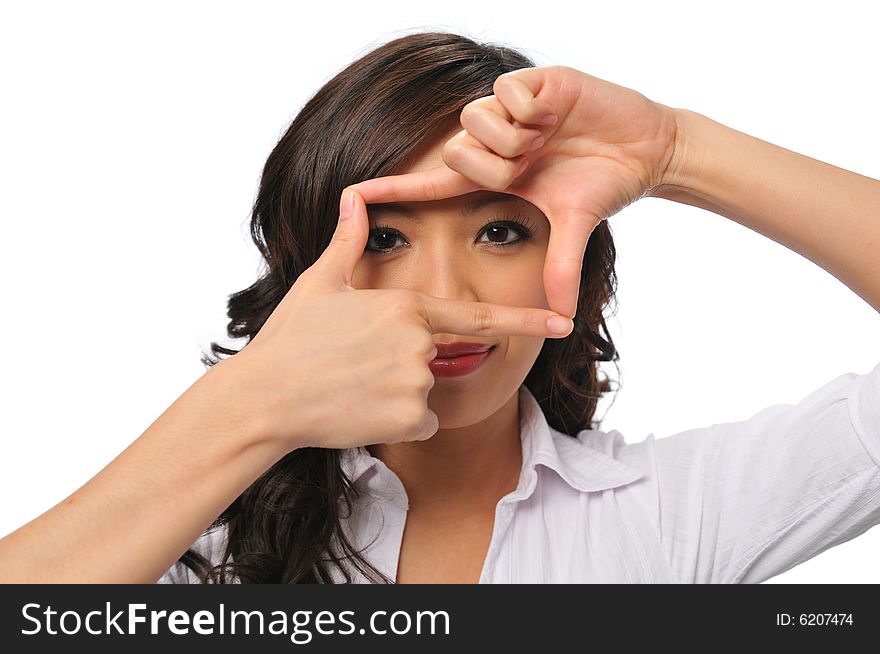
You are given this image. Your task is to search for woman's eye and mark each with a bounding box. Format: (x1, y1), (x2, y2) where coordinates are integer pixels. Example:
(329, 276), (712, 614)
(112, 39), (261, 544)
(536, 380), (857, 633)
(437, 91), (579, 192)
(364, 220), (533, 255)
(365, 228), (405, 253)
(477, 223), (528, 246)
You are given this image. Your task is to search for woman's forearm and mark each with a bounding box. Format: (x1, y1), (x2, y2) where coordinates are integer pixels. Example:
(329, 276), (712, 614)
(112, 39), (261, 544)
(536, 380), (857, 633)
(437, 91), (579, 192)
(651, 107), (880, 314)
(0, 358), (289, 583)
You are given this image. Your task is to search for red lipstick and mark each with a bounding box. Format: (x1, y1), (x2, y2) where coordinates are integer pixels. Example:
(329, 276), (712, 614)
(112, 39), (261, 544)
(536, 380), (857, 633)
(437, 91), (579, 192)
(430, 342), (496, 378)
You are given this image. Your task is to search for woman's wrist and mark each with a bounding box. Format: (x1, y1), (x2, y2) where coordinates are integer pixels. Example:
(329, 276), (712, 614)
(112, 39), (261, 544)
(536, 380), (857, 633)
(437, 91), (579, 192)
(647, 106), (709, 201)
(200, 355), (300, 457)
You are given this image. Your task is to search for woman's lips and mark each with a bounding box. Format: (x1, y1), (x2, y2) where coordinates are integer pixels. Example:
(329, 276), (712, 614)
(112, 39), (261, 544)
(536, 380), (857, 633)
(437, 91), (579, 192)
(433, 342), (494, 358)
(429, 345), (496, 378)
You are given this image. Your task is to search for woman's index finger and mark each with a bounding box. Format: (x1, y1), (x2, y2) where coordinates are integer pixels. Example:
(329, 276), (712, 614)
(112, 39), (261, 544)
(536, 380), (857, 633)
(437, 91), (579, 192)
(348, 163), (479, 204)
(417, 294), (573, 339)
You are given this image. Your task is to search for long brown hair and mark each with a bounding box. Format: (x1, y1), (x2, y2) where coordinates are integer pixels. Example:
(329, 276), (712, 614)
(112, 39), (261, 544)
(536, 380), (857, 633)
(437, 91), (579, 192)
(176, 30), (621, 584)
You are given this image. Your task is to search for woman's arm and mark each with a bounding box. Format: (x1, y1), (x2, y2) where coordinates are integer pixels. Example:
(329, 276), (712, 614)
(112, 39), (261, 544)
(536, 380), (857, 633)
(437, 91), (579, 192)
(0, 357), (289, 583)
(651, 108), (880, 314)
(347, 65), (879, 320)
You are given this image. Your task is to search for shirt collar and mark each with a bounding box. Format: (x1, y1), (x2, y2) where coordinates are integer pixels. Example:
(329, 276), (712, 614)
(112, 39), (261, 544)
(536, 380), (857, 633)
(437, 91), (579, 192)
(340, 384), (644, 497)
(514, 384), (645, 495)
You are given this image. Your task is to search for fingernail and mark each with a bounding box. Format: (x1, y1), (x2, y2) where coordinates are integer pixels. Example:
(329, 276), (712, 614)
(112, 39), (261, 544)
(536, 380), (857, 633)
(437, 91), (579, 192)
(340, 188), (354, 219)
(528, 135), (545, 151)
(539, 113), (558, 125)
(547, 315), (572, 335)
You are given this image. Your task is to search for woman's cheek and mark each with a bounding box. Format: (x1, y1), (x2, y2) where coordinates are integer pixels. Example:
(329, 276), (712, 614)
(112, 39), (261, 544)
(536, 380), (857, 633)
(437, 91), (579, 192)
(496, 261), (549, 367)
(497, 246), (549, 309)
(484, 268), (549, 311)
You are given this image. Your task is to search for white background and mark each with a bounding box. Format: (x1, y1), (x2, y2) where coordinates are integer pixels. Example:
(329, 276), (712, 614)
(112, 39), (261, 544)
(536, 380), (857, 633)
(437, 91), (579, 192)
(1, 0), (878, 583)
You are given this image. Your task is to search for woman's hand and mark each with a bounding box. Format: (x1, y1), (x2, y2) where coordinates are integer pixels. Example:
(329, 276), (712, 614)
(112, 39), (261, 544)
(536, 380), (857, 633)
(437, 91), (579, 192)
(223, 188), (574, 452)
(349, 65), (683, 320)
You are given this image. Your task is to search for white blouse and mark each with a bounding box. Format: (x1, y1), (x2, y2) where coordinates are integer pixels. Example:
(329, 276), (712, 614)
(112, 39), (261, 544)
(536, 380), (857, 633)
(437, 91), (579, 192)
(159, 360), (880, 584)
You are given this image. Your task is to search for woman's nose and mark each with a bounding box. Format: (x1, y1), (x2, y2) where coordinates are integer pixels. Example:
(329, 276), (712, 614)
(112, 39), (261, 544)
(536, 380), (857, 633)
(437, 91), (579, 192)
(406, 249), (482, 304)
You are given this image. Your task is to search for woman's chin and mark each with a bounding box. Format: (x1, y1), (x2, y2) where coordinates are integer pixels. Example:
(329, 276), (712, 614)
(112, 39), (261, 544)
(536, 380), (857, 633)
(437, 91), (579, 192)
(427, 394), (482, 430)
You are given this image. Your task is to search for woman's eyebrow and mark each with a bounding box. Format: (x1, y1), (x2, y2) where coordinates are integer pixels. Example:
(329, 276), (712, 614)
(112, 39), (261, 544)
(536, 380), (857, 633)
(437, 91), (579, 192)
(368, 191), (520, 221)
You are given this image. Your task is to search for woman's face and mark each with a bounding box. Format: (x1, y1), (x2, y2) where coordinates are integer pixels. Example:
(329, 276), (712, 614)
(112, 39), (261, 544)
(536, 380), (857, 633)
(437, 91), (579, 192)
(351, 126), (552, 429)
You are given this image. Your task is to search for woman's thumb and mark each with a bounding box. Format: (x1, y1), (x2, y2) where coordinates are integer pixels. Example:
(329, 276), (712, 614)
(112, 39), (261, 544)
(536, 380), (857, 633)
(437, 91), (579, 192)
(312, 187), (368, 289)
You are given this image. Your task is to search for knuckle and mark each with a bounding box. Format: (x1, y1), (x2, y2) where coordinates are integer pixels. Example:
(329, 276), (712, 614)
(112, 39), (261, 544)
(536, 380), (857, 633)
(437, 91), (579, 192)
(488, 171), (509, 191)
(549, 252), (583, 266)
(420, 176), (440, 201)
(416, 368), (435, 392)
(418, 411), (439, 440)
(459, 102), (478, 123)
(423, 334), (438, 360)
(398, 400), (426, 434)
(332, 227), (355, 245)
(520, 131), (539, 150)
(462, 98), (494, 123)
(444, 141), (469, 164)
(493, 75), (512, 93)
(388, 289), (421, 316)
(492, 135), (521, 159)
(471, 303), (495, 334)
(406, 330), (436, 362)
(405, 335), (429, 362)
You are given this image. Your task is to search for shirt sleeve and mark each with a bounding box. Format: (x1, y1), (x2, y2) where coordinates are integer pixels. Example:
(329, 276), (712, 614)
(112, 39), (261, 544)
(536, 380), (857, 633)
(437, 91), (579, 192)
(651, 360), (880, 584)
(156, 525), (229, 584)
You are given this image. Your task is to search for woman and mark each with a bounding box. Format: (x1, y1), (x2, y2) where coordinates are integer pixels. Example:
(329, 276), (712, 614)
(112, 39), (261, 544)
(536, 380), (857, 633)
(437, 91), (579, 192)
(1, 31), (877, 584)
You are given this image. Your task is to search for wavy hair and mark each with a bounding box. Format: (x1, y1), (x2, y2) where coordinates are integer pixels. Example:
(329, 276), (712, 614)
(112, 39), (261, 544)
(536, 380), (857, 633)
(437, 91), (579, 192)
(174, 30), (621, 584)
